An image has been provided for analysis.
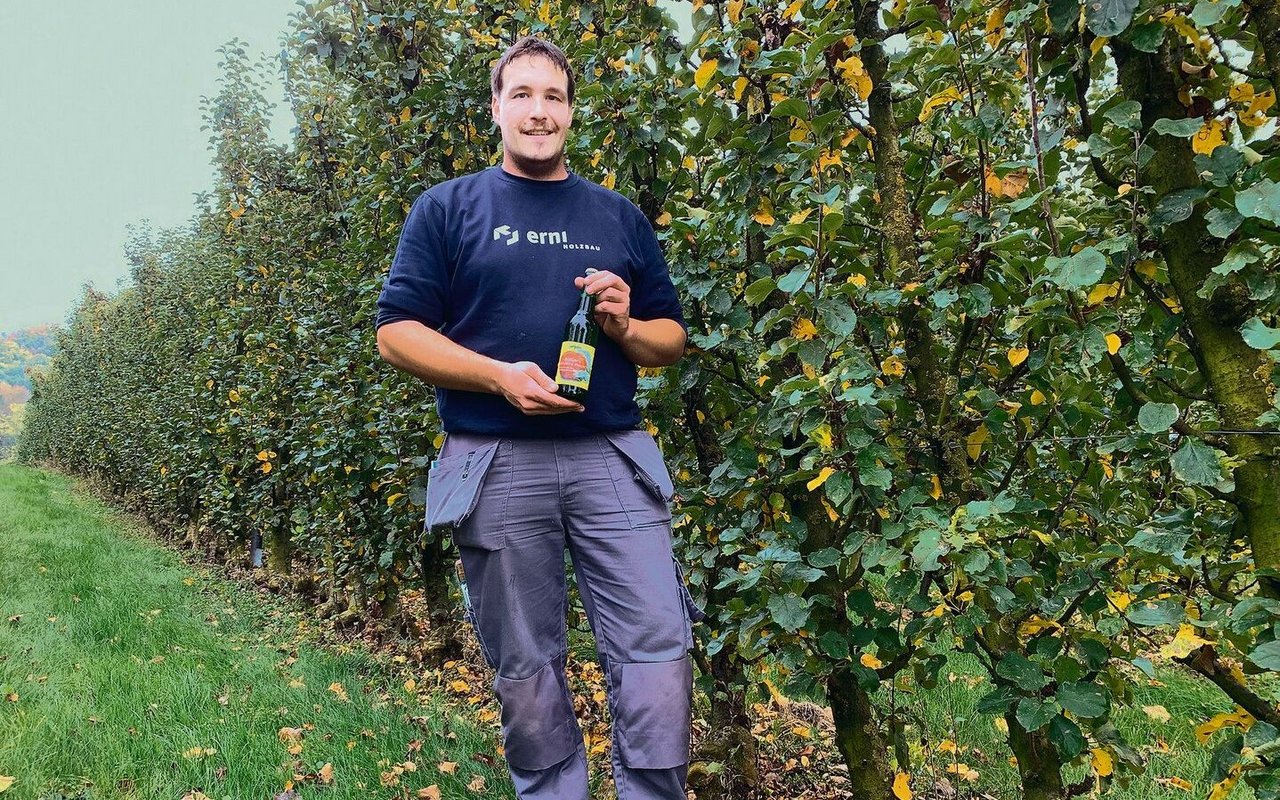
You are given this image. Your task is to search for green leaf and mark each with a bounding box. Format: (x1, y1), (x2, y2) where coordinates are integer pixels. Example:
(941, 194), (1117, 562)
(1171, 438), (1222, 486)
(1236, 179), (1280, 225)
(1191, 0), (1237, 27)
(1086, 0), (1140, 36)
(1205, 207), (1244, 238)
(770, 98), (809, 121)
(744, 278), (776, 307)
(1044, 247), (1106, 290)
(1196, 146), (1244, 186)
(819, 630), (850, 660)
(819, 301), (858, 337)
(1127, 599), (1186, 626)
(767, 593), (811, 632)
(1241, 317), (1280, 350)
(1248, 640), (1280, 670)
(808, 547), (841, 568)
(1102, 100), (1142, 130)
(1138, 402), (1178, 433)
(1151, 188), (1208, 227)
(1016, 696), (1056, 732)
(1130, 21), (1165, 52)
(1049, 715), (1087, 759)
(1056, 681), (1108, 718)
(996, 653), (1048, 691)
(777, 265), (810, 294)
(1152, 117), (1204, 138)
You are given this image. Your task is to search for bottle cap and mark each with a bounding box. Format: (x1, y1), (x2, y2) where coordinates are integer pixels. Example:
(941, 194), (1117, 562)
(584, 268), (598, 275)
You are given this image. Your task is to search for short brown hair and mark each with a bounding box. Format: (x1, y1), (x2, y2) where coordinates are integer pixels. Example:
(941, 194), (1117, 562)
(491, 36), (575, 104)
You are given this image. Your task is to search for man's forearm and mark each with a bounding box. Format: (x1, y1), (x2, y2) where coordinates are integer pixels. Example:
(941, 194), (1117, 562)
(376, 320), (502, 392)
(616, 318), (687, 368)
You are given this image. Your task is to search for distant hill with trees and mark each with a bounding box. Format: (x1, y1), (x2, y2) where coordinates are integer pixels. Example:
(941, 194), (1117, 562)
(1, 324), (57, 456)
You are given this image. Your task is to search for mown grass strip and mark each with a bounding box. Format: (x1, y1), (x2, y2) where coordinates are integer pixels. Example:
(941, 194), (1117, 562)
(0, 463), (509, 800)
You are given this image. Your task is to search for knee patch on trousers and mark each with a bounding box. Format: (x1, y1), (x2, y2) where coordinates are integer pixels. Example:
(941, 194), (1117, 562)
(610, 655), (693, 769)
(494, 657), (579, 771)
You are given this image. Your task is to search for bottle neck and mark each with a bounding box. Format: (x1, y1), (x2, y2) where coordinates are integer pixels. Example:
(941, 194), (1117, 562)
(575, 289), (593, 315)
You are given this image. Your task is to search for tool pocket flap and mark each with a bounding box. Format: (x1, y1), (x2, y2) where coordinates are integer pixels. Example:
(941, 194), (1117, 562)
(604, 429), (675, 503)
(425, 440), (501, 533)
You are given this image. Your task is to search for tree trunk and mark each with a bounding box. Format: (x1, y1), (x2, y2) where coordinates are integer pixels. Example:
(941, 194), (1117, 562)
(1004, 714), (1067, 800)
(687, 650), (759, 800)
(1114, 38), (1280, 594)
(829, 669), (895, 800)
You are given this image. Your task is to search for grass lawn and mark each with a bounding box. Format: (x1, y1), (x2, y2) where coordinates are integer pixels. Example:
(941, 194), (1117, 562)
(0, 462), (512, 800)
(0, 459), (1264, 800)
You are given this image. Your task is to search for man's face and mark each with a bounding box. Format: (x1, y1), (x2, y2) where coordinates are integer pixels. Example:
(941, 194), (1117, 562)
(491, 55), (573, 180)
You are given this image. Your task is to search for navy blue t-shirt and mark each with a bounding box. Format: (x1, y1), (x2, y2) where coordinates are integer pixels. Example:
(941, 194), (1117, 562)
(375, 166), (686, 437)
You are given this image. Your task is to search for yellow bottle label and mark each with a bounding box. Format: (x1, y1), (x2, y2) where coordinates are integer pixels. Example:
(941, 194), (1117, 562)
(555, 342), (595, 389)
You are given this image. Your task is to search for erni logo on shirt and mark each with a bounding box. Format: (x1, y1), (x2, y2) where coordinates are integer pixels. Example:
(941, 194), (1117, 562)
(492, 225), (602, 251)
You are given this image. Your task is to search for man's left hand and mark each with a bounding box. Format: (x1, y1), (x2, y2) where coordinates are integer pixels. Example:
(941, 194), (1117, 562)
(575, 270), (631, 342)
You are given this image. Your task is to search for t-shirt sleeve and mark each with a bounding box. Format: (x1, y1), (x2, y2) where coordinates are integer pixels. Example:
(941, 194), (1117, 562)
(626, 204), (687, 332)
(375, 193), (451, 331)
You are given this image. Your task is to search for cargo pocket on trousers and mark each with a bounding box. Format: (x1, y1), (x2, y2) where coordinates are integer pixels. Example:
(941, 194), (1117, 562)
(603, 429), (675, 529)
(425, 440), (505, 550)
(494, 658), (580, 771)
(611, 655), (693, 769)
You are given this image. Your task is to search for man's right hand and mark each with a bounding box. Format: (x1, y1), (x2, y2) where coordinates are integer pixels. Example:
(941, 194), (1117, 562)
(496, 361), (584, 415)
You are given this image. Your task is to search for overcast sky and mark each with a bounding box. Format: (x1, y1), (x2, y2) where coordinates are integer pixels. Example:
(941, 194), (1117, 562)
(0, 1), (297, 335)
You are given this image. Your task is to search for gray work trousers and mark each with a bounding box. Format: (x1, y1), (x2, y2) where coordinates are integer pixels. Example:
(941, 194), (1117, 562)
(428, 430), (705, 800)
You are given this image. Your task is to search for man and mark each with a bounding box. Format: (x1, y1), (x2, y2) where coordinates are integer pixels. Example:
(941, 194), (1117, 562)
(374, 35), (702, 800)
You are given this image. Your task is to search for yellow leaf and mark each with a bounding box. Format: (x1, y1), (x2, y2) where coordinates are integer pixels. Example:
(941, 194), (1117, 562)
(984, 4), (1008, 48)
(881, 355), (907, 377)
(328, 682), (350, 702)
(836, 56), (873, 100)
(860, 653), (883, 669)
(261, 462), (272, 474)
(1091, 748), (1113, 777)
(966, 425), (989, 460)
(1087, 282), (1120, 305)
(656, 211), (673, 226)
(727, 0), (743, 23)
(1229, 83), (1255, 103)
(919, 87), (963, 123)
(1159, 624), (1212, 660)
(1018, 615), (1062, 638)
(807, 467), (837, 492)
(1195, 707), (1255, 744)
(930, 475), (942, 500)
(792, 724), (812, 738)
(1136, 259), (1158, 279)
(399, 107), (412, 123)
(1107, 591), (1132, 612)
(790, 208), (814, 224)
(319, 763), (334, 784)
(538, 0), (552, 23)
(1007, 346), (1029, 367)
(783, 0), (804, 19)
(450, 679), (471, 693)
(938, 739), (958, 754)
(1162, 776), (1193, 792)
(1030, 389), (1046, 405)
(1118, 182), (1132, 196)
(228, 389), (240, 403)
(694, 59), (719, 90)
(1192, 118), (1227, 155)
(753, 209), (775, 226)
(812, 423), (834, 450)
(1090, 36), (1109, 56)
(421, 786), (442, 800)
(0, 777), (14, 793)
(850, 273), (868, 287)
(404, 678), (417, 692)
(1105, 333), (1122, 355)
(893, 772), (912, 800)
(602, 172), (616, 190)
(1144, 705), (1172, 722)
(792, 318), (817, 340)
(733, 76), (749, 101)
